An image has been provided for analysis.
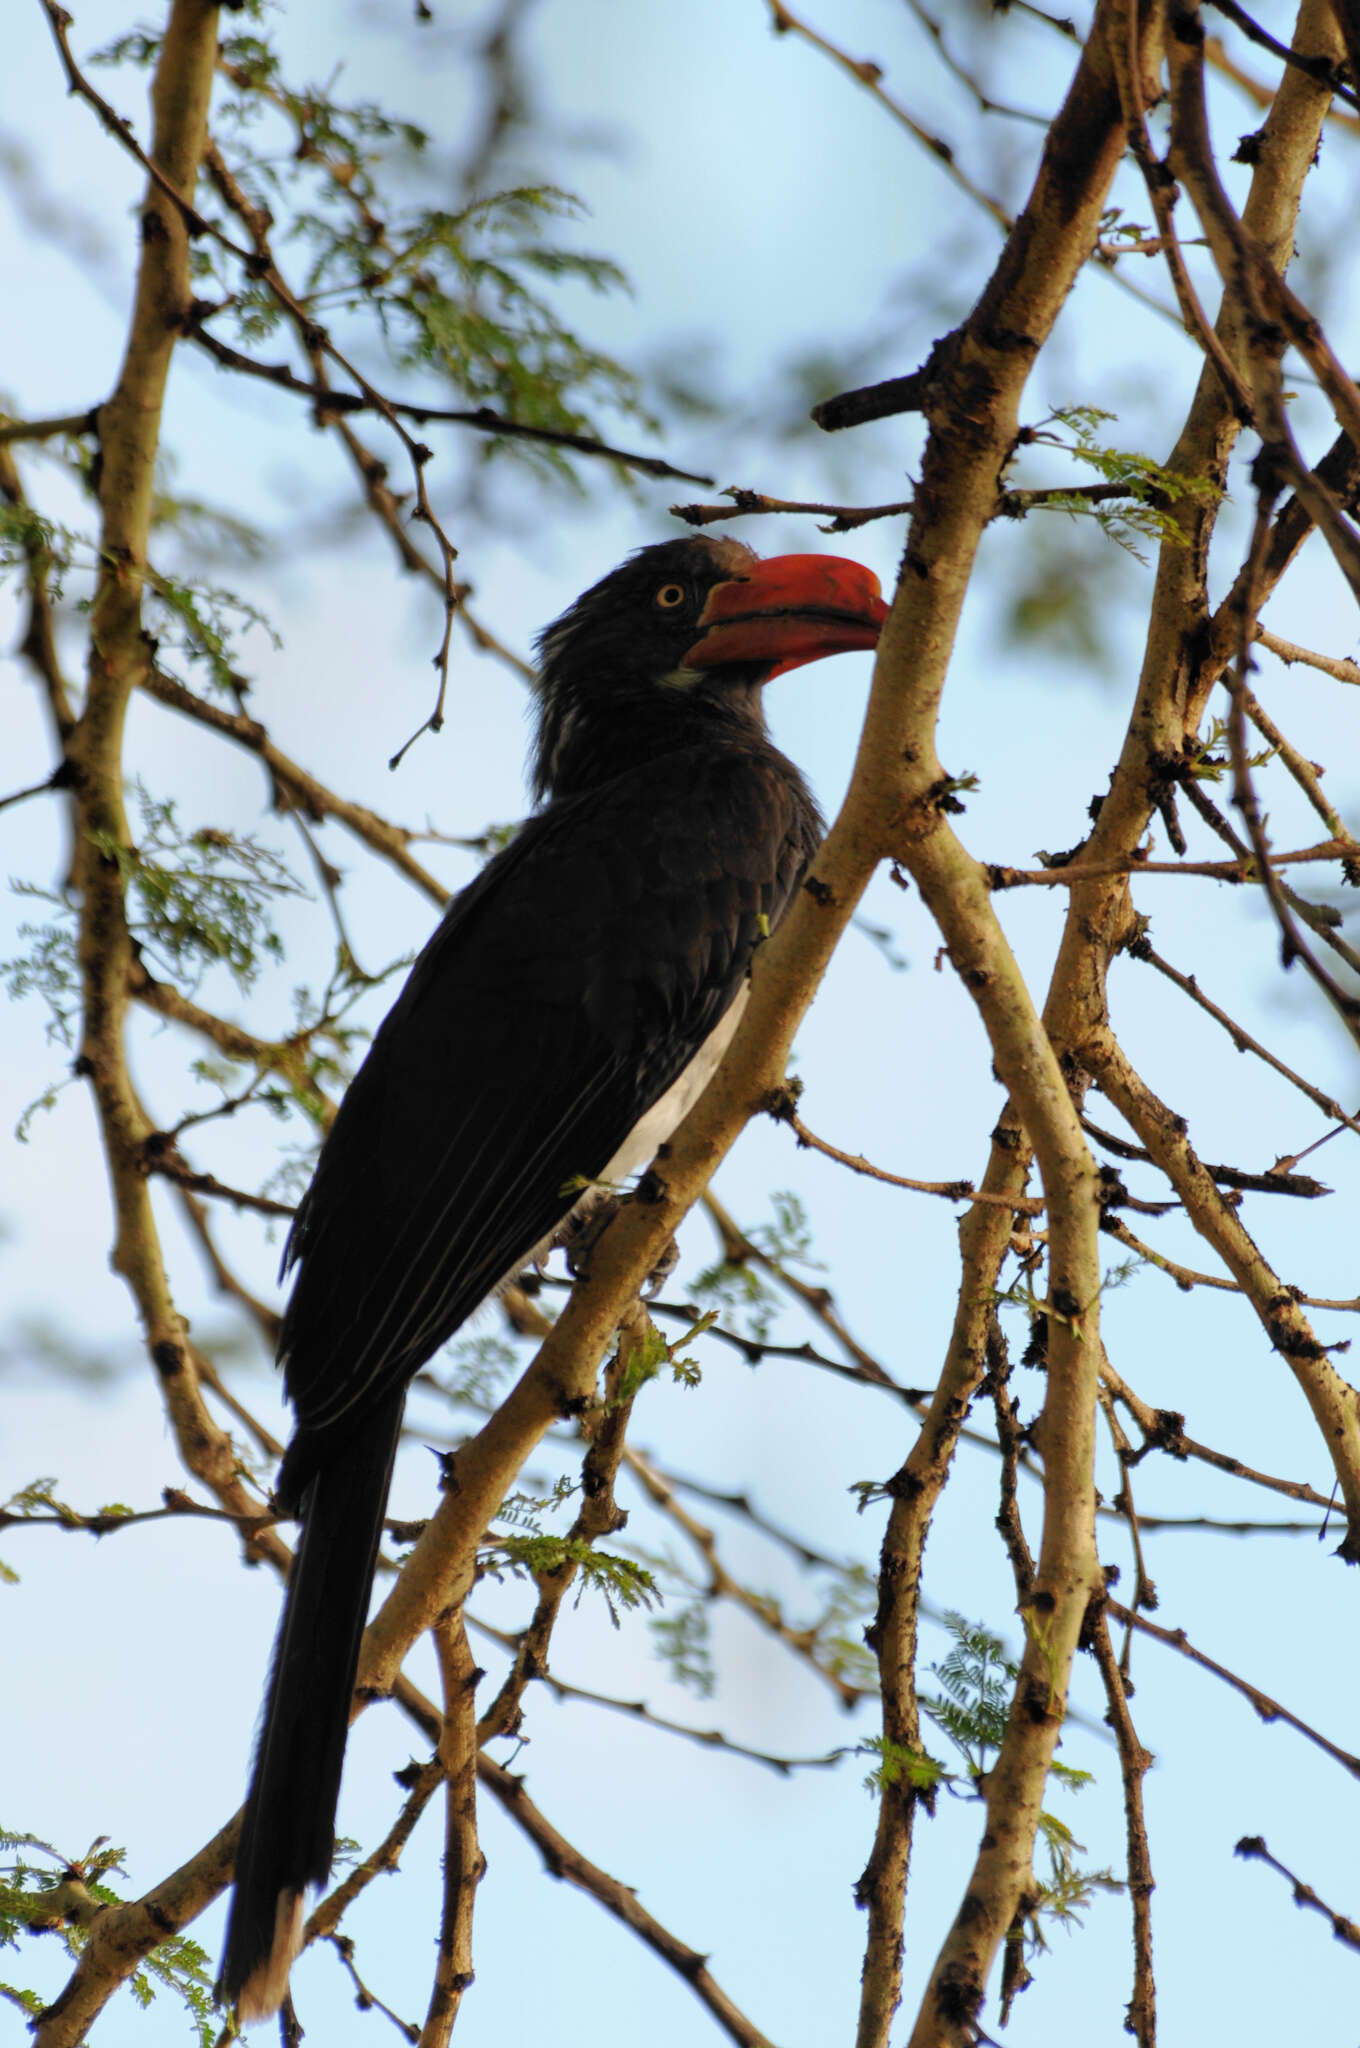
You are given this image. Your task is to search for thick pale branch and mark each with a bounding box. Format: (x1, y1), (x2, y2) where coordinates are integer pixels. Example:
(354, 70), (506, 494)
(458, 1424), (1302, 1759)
(31, 17), (295, 2038)
(898, 837), (1105, 2048)
(858, 8), (1135, 2038)
(1061, 0), (1341, 905)
(32, 1822), (238, 2048)
(420, 1618), (483, 2048)
(63, 0), (256, 1527)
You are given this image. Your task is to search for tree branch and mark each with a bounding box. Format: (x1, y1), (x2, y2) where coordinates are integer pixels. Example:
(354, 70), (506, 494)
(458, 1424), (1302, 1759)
(419, 1617), (483, 2048)
(1085, 1031), (1360, 1558)
(1233, 1836), (1360, 1950)
(1106, 1598), (1360, 1779)
(1088, 1612), (1156, 2048)
(476, 1755), (778, 2048)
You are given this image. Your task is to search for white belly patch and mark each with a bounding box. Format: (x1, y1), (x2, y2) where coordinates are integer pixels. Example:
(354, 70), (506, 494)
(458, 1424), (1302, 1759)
(505, 986), (751, 1290)
(602, 983), (750, 1184)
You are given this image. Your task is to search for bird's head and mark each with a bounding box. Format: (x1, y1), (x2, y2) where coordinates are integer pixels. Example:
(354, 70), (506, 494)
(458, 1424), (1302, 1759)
(531, 535), (888, 799)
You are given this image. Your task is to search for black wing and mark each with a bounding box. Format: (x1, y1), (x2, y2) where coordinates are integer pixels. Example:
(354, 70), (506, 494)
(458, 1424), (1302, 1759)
(275, 739), (818, 1497)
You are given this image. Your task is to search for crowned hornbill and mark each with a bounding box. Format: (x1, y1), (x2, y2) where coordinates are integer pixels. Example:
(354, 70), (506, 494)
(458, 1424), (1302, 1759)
(218, 533), (887, 2018)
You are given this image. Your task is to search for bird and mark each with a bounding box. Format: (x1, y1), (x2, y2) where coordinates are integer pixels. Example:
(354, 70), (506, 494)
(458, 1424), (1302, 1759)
(218, 532), (888, 2020)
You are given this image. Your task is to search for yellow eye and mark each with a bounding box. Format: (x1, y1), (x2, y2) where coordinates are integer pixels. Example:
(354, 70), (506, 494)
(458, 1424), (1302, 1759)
(655, 583), (686, 609)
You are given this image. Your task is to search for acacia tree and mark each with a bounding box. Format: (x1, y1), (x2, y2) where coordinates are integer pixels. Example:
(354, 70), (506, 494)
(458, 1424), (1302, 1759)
(4, 2), (1360, 2044)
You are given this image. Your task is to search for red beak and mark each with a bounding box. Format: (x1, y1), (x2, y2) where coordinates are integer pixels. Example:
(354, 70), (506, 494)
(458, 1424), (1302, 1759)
(682, 554), (889, 679)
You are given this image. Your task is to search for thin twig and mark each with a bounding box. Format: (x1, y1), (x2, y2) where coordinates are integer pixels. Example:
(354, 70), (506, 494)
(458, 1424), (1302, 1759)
(1123, 945), (1360, 1137)
(0, 443), (78, 745)
(764, 0), (1014, 229)
(1233, 1836), (1360, 1950)
(1223, 498), (1360, 1036)
(306, 1758), (443, 1950)
(1102, 1211), (1360, 1313)
(672, 486), (915, 532)
(1105, 1598), (1360, 1781)
(1088, 1613), (1157, 2048)
(1100, 1378), (1155, 1632)
(0, 772), (66, 816)
(1098, 1339), (1340, 1516)
(701, 1191), (928, 1395)
(622, 1443), (868, 1708)
(987, 839), (1354, 886)
(1167, 25), (1360, 604)
(187, 320), (712, 485)
(648, 1294), (923, 1399)
(477, 1755), (778, 2048)
(325, 1934), (421, 2042)
(324, 410), (533, 682)
(138, 666), (451, 904)
(478, 1306), (649, 1744)
(904, 0), (1048, 124)
(145, 1150), (298, 1219)
(1205, 31), (1360, 131)
(1171, 776), (1360, 977)
(0, 1488), (266, 1538)
(997, 479), (1162, 515)
(468, 1614), (845, 1774)
(1111, 6), (1254, 419)
(1255, 624), (1360, 687)
(1241, 684), (1352, 842)
(1205, 0), (1359, 111)
(984, 1317), (1036, 1604)
(768, 1091), (1045, 1214)
(1084, 1112), (1331, 1200)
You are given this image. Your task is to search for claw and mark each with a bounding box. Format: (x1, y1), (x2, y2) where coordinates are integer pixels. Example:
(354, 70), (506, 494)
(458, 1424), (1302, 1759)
(555, 1186), (678, 1294)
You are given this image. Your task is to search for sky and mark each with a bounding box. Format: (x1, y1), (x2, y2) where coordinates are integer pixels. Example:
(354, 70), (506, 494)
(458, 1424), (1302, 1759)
(3, 3), (1360, 2045)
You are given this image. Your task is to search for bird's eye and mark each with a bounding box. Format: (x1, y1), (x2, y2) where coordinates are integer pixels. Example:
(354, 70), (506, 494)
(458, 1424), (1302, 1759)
(655, 583), (686, 609)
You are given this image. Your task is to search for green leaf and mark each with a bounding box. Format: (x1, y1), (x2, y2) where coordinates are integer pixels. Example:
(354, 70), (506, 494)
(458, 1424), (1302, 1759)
(859, 1735), (946, 1795)
(650, 1597), (716, 1697)
(88, 783), (307, 998)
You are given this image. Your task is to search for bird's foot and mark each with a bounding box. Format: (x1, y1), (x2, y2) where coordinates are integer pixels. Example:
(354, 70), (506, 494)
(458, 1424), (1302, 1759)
(558, 1186), (678, 1296)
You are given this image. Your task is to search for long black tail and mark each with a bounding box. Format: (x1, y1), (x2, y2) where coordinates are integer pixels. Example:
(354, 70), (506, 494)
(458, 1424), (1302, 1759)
(218, 1392), (405, 2019)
